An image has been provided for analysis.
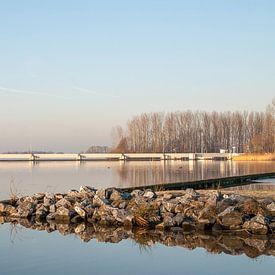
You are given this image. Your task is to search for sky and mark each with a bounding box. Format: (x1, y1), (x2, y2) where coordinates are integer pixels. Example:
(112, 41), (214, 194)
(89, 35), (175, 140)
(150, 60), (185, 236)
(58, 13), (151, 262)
(0, 0), (274, 152)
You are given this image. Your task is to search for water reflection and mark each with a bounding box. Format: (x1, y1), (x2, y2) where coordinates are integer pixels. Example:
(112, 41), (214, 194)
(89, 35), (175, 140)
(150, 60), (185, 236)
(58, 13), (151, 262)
(0, 161), (274, 199)
(2, 217), (275, 259)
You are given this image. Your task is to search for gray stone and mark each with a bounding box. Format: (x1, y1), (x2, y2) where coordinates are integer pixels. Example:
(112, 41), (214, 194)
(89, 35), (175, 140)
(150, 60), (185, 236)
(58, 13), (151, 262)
(55, 198), (72, 209)
(92, 195), (109, 207)
(219, 210), (243, 229)
(131, 189), (144, 197)
(79, 186), (96, 196)
(49, 204), (56, 213)
(162, 201), (178, 213)
(55, 207), (72, 221)
(243, 215), (269, 235)
(143, 190), (156, 199)
(16, 202), (35, 218)
(173, 213), (185, 226)
(185, 188), (199, 198)
(74, 205), (86, 219)
(266, 202), (275, 214)
(75, 223), (86, 234)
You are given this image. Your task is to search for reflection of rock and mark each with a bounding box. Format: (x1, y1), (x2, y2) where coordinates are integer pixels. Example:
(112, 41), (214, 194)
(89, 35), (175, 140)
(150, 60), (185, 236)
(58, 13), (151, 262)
(3, 216), (275, 259)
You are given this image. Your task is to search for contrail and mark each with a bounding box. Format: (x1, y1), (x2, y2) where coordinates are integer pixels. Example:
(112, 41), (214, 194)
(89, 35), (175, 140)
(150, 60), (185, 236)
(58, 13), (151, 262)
(73, 86), (121, 99)
(0, 86), (70, 99)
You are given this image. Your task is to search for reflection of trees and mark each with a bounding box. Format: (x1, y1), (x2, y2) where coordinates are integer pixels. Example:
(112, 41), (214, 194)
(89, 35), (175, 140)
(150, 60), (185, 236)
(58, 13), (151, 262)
(4, 217), (275, 259)
(115, 161), (275, 189)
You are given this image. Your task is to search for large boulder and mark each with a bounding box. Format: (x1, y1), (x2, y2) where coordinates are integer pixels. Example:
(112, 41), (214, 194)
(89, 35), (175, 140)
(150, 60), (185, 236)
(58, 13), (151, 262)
(55, 207), (74, 221)
(74, 204), (86, 219)
(242, 214), (269, 235)
(16, 201), (36, 218)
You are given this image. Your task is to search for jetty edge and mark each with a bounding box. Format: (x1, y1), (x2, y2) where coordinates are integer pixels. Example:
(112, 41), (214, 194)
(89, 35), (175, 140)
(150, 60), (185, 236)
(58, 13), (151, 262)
(121, 172), (275, 192)
(1, 186), (275, 235)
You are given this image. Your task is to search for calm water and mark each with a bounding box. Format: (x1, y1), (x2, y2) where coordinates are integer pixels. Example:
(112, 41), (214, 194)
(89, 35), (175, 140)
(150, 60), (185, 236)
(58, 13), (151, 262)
(0, 160), (275, 274)
(0, 222), (275, 275)
(0, 160), (274, 200)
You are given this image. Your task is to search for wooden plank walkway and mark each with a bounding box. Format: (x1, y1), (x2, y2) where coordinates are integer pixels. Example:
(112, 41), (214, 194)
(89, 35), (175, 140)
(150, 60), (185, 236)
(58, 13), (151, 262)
(122, 172), (275, 192)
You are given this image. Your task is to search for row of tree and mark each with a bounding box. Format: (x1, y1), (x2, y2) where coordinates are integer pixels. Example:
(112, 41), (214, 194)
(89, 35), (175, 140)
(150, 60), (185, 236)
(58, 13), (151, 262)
(112, 99), (275, 153)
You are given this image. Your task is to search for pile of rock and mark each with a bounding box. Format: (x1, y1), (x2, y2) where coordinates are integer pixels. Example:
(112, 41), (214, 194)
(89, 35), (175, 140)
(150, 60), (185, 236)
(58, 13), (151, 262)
(1, 186), (275, 235)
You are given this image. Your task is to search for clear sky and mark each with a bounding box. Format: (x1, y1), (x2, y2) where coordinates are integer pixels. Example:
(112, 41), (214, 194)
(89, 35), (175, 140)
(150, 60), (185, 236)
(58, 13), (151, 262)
(0, 0), (274, 152)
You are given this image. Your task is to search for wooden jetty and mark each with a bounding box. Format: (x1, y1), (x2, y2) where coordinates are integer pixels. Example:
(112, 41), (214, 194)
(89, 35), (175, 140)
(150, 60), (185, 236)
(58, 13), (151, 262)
(122, 172), (275, 192)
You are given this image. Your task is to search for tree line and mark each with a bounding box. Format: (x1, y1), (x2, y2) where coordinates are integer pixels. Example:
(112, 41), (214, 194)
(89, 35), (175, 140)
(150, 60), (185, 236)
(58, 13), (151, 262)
(112, 99), (275, 153)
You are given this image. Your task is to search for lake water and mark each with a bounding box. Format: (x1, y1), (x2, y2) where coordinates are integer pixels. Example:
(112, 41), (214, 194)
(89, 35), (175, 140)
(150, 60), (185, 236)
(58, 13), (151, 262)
(0, 221), (275, 275)
(0, 160), (275, 274)
(0, 160), (274, 200)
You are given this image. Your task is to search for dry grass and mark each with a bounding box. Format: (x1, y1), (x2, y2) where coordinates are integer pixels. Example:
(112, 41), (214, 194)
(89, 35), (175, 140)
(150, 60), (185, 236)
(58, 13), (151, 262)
(232, 153), (275, 161)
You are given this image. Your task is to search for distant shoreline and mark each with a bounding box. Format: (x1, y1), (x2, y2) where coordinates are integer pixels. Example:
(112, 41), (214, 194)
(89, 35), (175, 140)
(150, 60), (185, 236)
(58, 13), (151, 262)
(233, 153), (275, 161)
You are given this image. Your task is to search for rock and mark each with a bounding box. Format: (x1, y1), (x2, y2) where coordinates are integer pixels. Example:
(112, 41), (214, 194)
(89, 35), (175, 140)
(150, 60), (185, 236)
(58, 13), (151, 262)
(46, 213), (57, 220)
(55, 207), (73, 221)
(205, 193), (220, 207)
(217, 206), (236, 218)
(35, 205), (48, 219)
(111, 208), (128, 224)
(0, 202), (7, 213)
(155, 222), (165, 230)
(84, 205), (95, 217)
(45, 193), (55, 200)
(163, 213), (175, 227)
(55, 194), (64, 200)
(173, 213), (185, 226)
(43, 197), (55, 206)
(212, 223), (223, 232)
(74, 204), (86, 219)
(174, 204), (185, 213)
(198, 205), (216, 221)
(185, 189), (199, 199)
(131, 189), (144, 197)
(16, 202), (35, 218)
(162, 201), (178, 213)
(33, 193), (45, 201)
(219, 211), (243, 229)
(110, 189), (132, 201)
(123, 214), (134, 227)
(71, 215), (84, 223)
(242, 199), (260, 215)
(96, 189), (107, 199)
(143, 190), (156, 199)
(67, 190), (80, 197)
(92, 195), (109, 207)
(242, 215), (269, 235)
(49, 204), (56, 213)
(55, 198), (72, 209)
(118, 201), (127, 209)
(216, 198), (237, 213)
(170, 226), (183, 232)
(266, 202), (275, 215)
(75, 223), (86, 234)
(182, 222), (195, 232)
(162, 193), (174, 200)
(79, 186), (96, 197)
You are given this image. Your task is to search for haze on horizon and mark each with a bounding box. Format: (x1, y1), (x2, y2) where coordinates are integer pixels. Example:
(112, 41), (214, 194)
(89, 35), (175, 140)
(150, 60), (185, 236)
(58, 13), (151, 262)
(0, 0), (274, 152)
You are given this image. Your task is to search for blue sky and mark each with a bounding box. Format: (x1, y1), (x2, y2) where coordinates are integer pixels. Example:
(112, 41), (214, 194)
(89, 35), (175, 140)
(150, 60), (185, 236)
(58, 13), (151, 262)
(0, 0), (274, 152)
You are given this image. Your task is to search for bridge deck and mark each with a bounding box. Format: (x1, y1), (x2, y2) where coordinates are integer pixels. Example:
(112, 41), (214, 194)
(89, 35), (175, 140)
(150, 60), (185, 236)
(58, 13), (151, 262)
(0, 153), (237, 161)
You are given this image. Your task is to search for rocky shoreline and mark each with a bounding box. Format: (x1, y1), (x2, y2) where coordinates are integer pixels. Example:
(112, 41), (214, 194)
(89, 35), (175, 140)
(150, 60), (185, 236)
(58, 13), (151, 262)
(1, 186), (275, 235)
